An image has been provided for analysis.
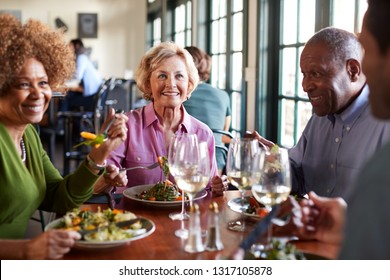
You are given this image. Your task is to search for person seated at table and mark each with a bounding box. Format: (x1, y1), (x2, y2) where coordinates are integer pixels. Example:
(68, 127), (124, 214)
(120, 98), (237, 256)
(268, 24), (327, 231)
(269, 1), (390, 259)
(245, 26), (390, 199)
(183, 46), (232, 175)
(94, 42), (229, 196)
(300, 0), (390, 259)
(0, 14), (128, 259)
(60, 38), (103, 112)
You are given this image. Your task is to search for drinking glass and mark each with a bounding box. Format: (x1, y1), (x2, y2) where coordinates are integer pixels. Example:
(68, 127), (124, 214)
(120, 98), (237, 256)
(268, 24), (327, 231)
(251, 147), (292, 253)
(168, 133), (191, 221)
(173, 138), (211, 238)
(226, 138), (262, 232)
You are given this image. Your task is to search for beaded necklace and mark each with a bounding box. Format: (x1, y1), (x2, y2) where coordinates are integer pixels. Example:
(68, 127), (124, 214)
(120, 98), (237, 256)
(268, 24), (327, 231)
(20, 138), (26, 162)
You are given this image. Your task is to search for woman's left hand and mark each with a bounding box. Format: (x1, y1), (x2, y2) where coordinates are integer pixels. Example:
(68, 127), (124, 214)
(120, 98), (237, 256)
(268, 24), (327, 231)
(103, 164), (128, 187)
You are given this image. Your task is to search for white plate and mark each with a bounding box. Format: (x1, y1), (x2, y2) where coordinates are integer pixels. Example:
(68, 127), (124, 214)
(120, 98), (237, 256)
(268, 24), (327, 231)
(123, 184), (208, 207)
(45, 217), (155, 249)
(227, 197), (266, 220)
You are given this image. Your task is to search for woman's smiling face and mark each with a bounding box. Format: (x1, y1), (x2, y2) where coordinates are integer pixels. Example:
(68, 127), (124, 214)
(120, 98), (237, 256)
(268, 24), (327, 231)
(0, 57), (51, 126)
(148, 55), (190, 110)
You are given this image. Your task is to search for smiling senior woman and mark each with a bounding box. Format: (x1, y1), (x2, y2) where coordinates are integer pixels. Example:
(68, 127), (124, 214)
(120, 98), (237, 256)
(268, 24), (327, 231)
(94, 42), (228, 195)
(0, 14), (128, 259)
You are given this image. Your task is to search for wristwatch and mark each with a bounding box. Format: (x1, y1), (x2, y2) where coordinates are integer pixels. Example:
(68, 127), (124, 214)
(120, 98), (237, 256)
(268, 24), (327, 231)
(86, 155), (107, 171)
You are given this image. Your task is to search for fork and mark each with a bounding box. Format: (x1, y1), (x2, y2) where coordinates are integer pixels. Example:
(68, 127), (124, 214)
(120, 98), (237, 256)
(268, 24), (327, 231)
(102, 109), (124, 137)
(119, 162), (160, 172)
(106, 162), (160, 174)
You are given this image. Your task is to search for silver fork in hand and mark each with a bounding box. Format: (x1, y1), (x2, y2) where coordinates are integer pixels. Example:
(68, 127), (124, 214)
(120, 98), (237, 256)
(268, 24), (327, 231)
(106, 162), (160, 174)
(119, 162), (160, 172)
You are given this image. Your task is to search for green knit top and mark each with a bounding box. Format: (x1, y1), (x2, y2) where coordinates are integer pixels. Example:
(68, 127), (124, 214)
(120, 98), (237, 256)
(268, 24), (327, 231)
(0, 123), (100, 238)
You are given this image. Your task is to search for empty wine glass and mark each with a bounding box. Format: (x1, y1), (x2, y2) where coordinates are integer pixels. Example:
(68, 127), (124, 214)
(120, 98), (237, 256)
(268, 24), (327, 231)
(251, 146), (292, 255)
(226, 138), (262, 232)
(168, 133), (191, 222)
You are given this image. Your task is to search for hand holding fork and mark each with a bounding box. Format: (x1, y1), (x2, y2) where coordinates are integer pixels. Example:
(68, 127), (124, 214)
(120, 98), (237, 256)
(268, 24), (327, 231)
(106, 161), (160, 174)
(101, 161), (161, 198)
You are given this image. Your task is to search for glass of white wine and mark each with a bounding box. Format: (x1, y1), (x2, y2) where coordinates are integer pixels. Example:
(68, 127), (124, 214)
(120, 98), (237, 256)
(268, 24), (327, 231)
(173, 139), (211, 239)
(226, 138), (262, 232)
(251, 146), (292, 253)
(167, 133), (192, 222)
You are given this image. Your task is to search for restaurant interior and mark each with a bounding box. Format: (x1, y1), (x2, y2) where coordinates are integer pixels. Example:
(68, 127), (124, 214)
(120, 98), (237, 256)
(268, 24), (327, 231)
(2, 0), (371, 260)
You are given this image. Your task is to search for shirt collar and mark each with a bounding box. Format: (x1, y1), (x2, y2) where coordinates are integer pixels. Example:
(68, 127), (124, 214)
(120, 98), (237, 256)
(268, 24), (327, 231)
(144, 102), (158, 128)
(330, 84), (369, 125)
(143, 102), (191, 133)
(180, 106), (192, 133)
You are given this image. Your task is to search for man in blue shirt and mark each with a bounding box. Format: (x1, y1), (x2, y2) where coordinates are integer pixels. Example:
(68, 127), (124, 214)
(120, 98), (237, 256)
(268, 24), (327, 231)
(292, 0), (390, 259)
(61, 38), (103, 112)
(248, 27), (390, 198)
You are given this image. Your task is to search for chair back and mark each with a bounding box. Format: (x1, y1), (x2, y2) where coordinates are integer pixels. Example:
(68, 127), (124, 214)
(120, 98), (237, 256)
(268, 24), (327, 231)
(92, 77), (116, 133)
(211, 128), (233, 175)
(94, 78), (136, 132)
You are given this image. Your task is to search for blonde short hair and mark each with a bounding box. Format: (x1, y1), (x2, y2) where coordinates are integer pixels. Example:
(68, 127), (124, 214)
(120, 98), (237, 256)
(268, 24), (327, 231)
(135, 42), (199, 101)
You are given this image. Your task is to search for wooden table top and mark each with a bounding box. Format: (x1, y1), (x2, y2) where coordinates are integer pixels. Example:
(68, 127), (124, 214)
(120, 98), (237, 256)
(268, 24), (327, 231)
(62, 190), (338, 260)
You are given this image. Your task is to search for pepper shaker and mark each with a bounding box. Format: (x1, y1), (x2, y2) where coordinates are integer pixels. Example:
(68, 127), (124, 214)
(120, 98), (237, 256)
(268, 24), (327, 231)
(205, 202), (224, 251)
(184, 203), (205, 253)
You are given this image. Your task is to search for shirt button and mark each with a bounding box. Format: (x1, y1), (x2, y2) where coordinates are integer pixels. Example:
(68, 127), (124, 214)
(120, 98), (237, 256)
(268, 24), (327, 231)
(330, 164), (334, 169)
(346, 126), (351, 131)
(335, 137), (340, 143)
(136, 156), (141, 161)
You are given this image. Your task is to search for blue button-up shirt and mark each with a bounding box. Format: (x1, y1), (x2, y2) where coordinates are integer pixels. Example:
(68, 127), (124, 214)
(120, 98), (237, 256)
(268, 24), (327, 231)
(289, 85), (390, 198)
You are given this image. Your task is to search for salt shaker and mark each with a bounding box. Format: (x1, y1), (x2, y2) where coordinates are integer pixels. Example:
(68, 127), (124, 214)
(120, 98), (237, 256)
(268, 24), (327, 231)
(184, 203), (205, 253)
(205, 202), (224, 251)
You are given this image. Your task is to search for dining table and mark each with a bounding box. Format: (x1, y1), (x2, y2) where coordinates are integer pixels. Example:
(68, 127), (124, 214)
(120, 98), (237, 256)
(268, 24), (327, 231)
(62, 190), (339, 260)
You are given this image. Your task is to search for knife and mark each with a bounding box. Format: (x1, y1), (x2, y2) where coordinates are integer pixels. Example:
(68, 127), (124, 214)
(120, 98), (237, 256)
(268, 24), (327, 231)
(79, 218), (142, 239)
(239, 204), (280, 251)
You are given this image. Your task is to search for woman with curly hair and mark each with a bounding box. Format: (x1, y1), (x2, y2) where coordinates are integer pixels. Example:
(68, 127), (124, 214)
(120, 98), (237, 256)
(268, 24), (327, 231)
(0, 14), (129, 259)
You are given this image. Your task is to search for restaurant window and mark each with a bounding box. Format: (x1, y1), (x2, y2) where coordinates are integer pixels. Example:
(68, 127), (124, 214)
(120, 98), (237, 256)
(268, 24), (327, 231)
(331, 0), (368, 34)
(196, 0), (208, 51)
(210, 0), (245, 136)
(165, 0), (192, 47)
(146, 17), (162, 49)
(147, 0), (192, 48)
(146, 0), (162, 49)
(258, 0), (367, 147)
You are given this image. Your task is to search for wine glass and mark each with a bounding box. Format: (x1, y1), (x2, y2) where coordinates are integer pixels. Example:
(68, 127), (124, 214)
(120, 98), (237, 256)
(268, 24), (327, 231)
(168, 133), (191, 221)
(226, 138), (262, 232)
(173, 138), (211, 239)
(251, 147), (292, 254)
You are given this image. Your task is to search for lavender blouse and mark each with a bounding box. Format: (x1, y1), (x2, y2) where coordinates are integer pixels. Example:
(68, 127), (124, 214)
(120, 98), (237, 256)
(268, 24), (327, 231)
(107, 102), (218, 193)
